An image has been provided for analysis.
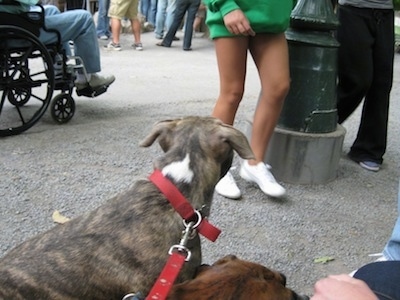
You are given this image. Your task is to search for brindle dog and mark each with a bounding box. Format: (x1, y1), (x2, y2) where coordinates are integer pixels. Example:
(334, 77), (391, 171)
(168, 255), (310, 300)
(0, 116), (254, 300)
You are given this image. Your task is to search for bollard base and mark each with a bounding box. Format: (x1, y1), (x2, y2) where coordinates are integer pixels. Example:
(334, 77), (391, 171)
(244, 120), (346, 184)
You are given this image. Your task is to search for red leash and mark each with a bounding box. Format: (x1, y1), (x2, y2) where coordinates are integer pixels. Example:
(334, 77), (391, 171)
(145, 169), (221, 300)
(146, 252), (186, 300)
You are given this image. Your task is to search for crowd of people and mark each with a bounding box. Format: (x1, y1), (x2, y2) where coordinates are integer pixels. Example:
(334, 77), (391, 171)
(96, 0), (205, 51)
(0, 0), (398, 298)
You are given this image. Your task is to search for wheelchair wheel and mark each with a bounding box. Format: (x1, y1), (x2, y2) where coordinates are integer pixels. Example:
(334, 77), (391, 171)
(0, 25), (54, 137)
(7, 71), (31, 106)
(51, 93), (75, 124)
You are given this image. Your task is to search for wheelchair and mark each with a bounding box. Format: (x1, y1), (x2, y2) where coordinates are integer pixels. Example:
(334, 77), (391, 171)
(0, 3), (109, 137)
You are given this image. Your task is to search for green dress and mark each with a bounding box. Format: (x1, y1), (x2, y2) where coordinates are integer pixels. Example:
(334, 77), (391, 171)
(204, 0), (293, 38)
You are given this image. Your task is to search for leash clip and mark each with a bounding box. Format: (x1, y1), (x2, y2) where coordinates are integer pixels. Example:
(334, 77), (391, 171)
(168, 221), (195, 262)
(122, 292), (144, 300)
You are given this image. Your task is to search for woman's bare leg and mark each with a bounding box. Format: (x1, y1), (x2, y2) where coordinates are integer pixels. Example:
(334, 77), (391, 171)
(212, 36), (249, 125)
(248, 33), (290, 164)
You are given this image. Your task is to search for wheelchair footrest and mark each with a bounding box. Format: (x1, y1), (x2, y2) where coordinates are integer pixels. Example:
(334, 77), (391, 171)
(76, 84), (109, 98)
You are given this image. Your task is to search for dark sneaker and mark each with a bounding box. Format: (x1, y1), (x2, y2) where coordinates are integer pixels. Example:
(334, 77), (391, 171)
(132, 43), (143, 51)
(104, 42), (122, 51)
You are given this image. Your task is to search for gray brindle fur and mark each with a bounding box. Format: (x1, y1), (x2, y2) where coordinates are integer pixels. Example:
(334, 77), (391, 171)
(0, 116), (254, 300)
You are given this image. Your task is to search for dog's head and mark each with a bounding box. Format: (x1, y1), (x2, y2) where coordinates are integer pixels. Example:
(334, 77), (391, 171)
(168, 255), (309, 300)
(140, 117), (254, 207)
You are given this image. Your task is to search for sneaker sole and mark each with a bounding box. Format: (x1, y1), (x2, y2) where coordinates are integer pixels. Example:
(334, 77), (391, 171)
(104, 45), (122, 51)
(215, 186), (241, 199)
(359, 162), (380, 172)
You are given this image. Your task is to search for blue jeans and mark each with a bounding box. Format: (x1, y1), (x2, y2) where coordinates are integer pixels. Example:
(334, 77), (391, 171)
(39, 5), (101, 73)
(354, 261), (400, 300)
(155, 0), (176, 37)
(383, 180), (400, 260)
(140, 0), (157, 24)
(162, 0), (200, 49)
(96, 0), (111, 37)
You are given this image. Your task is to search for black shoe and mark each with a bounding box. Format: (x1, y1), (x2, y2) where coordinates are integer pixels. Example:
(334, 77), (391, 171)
(156, 42), (170, 48)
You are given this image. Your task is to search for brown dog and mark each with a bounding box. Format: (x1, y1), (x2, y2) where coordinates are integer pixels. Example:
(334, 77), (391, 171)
(0, 116), (254, 300)
(168, 255), (309, 300)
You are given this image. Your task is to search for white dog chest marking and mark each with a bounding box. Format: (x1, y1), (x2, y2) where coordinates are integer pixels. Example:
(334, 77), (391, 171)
(162, 154), (194, 183)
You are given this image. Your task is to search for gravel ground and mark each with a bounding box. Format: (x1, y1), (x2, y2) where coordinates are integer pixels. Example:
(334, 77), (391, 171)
(1, 32), (399, 297)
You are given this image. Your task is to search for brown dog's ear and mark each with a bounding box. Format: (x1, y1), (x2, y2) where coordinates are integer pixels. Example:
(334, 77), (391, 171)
(213, 254), (239, 266)
(139, 119), (179, 150)
(219, 124), (255, 160)
(194, 264), (211, 276)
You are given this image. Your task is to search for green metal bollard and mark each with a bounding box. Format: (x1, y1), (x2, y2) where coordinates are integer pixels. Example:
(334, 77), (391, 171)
(249, 0), (347, 184)
(278, 0), (339, 133)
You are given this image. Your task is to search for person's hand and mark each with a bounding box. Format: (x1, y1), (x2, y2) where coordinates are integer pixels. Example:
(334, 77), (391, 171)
(311, 274), (378, 300)
(223, 9), (255, 36)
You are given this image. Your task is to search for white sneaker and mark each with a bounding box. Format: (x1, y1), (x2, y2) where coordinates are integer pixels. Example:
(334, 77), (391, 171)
(350, 253), (388, 277)
(75, 73), (115, 91)
(240, 161), (286, 198)
(369, 253), (388, 262)
(215, 171), (241, 199)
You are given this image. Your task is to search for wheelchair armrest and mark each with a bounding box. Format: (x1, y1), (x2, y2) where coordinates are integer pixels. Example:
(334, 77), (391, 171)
(0, 4), (62, 49)
(0, 4), (45, 37)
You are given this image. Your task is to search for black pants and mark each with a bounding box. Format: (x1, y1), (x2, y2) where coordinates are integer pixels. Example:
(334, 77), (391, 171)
(336, 5), (394, 164)
(354, 261), (400, 300)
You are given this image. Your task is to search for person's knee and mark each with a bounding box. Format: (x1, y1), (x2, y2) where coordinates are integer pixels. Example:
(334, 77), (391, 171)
(44, 4), (61, 15)
(64, 9), (92, 25)
(269, 79), (290, 103)
(222, 89), (244, 105)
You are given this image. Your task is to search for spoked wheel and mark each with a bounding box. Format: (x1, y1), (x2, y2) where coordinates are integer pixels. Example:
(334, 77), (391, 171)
(7, 69), (31, 106)
(51, 93), (75, 124)
(0, 25), (54, 137)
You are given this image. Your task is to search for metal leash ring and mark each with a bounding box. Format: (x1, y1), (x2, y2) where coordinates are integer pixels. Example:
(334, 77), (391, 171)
(182, 210), (202, 229)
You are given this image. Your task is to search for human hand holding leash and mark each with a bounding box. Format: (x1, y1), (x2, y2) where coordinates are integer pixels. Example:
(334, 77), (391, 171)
(223, 9), (255, 36)
(311, 274), (378, 300)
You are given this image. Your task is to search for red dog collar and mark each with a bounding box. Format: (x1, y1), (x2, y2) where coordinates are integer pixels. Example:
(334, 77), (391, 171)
(149, 169), (221, 242)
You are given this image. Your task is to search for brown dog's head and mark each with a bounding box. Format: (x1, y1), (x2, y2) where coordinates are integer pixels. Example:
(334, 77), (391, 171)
(168, 255), (309, 300)
(140, 117), (254, 210)
(140, 116), (254, 179)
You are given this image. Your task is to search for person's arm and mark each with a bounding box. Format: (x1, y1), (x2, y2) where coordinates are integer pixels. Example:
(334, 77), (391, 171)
(311, 274), (378, 300)
(203, 0), (239, 15)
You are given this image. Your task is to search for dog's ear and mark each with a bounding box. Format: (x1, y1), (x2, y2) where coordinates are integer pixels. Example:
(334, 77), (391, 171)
(213, 254), (238, 266)
(220, 124), (255, 160)
(139, 119), (179, 151)
(195, 264), (211, 276)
